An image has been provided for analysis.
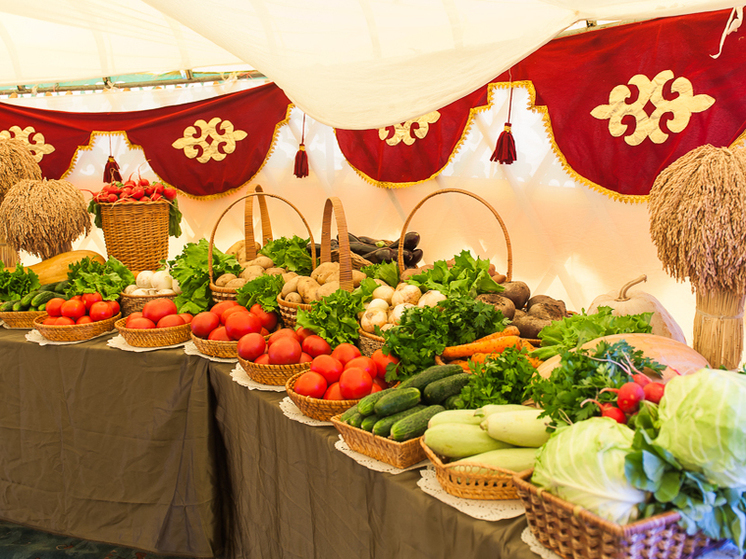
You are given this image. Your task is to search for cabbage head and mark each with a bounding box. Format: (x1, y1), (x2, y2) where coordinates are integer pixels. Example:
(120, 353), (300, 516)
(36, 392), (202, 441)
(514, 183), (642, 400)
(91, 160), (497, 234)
(532, 417), (646, 525)
(655, 368), (746, 488)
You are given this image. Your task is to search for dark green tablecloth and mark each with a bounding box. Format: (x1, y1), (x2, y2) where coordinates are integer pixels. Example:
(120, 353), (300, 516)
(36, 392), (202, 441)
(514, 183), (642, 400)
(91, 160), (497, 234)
(209, 362), (536, 559)
(0, 327), (222, 557)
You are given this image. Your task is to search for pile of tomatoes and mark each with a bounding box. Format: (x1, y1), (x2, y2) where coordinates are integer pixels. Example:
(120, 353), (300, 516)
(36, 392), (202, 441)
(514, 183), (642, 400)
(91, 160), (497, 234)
(237, 326), (330, 366)
(124, 298), (193, 329)
(190, 300), (280, 342)
(42, 293), (120, 325)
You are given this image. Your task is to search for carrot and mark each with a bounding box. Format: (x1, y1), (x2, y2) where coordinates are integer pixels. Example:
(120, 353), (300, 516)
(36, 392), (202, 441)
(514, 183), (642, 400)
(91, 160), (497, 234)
(471, 325), (520, 344)
(441, 335), (522, 360)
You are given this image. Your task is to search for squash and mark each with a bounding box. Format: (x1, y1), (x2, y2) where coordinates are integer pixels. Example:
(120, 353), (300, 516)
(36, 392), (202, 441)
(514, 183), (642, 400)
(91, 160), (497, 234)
(587, 275), (686, 343)
(28, 249), (105, 284)
(536, 333), (710, 383)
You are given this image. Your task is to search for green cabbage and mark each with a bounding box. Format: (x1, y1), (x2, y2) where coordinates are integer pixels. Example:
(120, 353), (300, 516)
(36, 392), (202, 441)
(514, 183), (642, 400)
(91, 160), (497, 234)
(655, 368), (746, 488)
(532, 417), (646, 525)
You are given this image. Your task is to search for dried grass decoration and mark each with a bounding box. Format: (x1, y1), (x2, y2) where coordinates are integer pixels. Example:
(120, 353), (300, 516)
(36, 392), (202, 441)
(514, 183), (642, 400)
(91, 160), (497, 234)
(0, 178), (91, 260)
(648, 144), (746, 369)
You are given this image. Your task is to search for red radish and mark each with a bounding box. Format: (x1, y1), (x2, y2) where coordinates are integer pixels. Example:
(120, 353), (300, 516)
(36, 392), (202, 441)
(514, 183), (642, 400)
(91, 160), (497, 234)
(107, 193), (118, 203)
(163, 187), (177, 200)
(603, 406), (628, 424)
(617, 382), (645, 414)
(643, 382), (666, 404)
(138, 177), (150, 187)
(632, 373), (651, 387)
(151, 192), (162, 201)
(132, 187), (145, 200)
(154, 183), (164, 194)
(140, 196), (151, 202)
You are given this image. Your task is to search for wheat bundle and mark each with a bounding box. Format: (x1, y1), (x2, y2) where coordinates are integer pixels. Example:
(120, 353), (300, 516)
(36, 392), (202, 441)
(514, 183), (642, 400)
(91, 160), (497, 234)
(0, 178), (91, 260)
(0, 138), (42, 266)
(648, 144), (746, 368)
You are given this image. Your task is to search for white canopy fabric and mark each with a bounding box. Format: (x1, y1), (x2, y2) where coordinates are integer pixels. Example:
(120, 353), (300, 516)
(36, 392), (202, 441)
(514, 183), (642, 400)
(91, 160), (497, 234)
(0, 1), (739, 129)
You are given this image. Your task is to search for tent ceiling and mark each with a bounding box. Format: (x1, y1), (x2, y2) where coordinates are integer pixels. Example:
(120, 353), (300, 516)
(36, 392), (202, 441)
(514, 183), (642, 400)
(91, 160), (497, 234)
(0, 0), (738, 129)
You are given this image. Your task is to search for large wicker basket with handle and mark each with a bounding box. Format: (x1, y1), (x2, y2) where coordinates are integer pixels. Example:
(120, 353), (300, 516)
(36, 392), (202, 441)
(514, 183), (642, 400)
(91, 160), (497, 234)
(208, 185), (317, 303)
(99, 201), (170, 273)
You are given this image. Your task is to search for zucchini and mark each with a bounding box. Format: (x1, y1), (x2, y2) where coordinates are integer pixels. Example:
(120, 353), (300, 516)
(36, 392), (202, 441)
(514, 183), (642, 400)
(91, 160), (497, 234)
(451, 447), (537, 473)
(423, 373), (471, 405)
(339, 404), (360, 422)
(371, 405), (426, 437)
(374, 387), (421, 417)
(346, 411), (365, 429)
(474, 404), (537, 418)
(399, 364), (463, 392)
(31, 290), (57, 308)
(390, 405), (445, 442)
(480, 409), (551, 448)
(428, 409), (484, 428)
(360, 414), (382, 432)
(358, 387), (398, 416)
(20, 290), (39, 308)
(423, 423), (512, 459)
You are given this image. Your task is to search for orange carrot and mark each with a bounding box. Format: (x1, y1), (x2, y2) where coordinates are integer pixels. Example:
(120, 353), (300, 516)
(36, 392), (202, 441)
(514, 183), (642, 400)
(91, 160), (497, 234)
(471, 325), (520, 344)
(441, 335), (522, 360)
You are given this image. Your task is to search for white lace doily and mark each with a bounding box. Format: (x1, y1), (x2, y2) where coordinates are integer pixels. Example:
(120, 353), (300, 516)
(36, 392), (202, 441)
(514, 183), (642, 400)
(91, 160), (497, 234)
(0, 320), (7, 329)
(279, 396), (332, 426)
(107, 334), (187, 352)
(230, 364), (286, 392)
(417, 466), (525, 521)
(334, 435), (427, 474)
(25, 328), (115, 345)
(183, 341), (238, 363)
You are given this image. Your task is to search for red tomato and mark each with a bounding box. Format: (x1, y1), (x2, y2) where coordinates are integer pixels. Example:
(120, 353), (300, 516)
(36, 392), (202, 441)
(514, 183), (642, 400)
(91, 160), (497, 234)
(45, 298), (66, 318)
(268, 328), (300, 345)
(339, 367), (373, 399)
(157, 314), (186, 328)
(369, 383), (382, 394)
(178, 313), (193, 324)
(208, 326), (231, 341)
(372, 376), (388, 390)
(331, 343), (362, 366)
(237, 332), (266, 361)
(225, 311), (262, 340)
(126, 317), (156, 329)
(295, 326), (316, 341)
(250, 303), (279, 331)
(371, 348), (400, 379)
(42, 317), (58, 325)
(345, 356), (377, 380)
(268, 336), (302, 365)
(254, 353), (271, 365)
(299, 352), (313, 363)
(142, 298), (178, 325)
(310, 354), (344, 384)
(89, 301), (114, 322)
(323, 382), (344, 400)
(60, 299), (86, 321)
(191, 312), (220, 338)
(221, 305), (249, 325)
(81, 292), (103, 310)
(70, 295), (83, 302)
(210, 300), (238, 319)
(107, 300), (121, 315)
(293, 371), (327, 399)
(55, 316), (76, 326)
(302, 335), (332, 358)
(76, 315), (93, 325)
(126, 311), (144, 326)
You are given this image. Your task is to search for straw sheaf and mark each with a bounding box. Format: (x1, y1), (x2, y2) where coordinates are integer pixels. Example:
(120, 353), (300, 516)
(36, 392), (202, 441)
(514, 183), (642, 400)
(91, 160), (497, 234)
(0, 178), (92, 259)
(648, 145), (746, 294)
(0, 138), (42, 204)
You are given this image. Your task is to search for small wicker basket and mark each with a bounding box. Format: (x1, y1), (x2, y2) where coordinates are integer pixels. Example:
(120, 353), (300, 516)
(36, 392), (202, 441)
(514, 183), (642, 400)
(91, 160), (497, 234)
(331, 415), (426, 469)
(285, 371), (359, 421)
(190, 332), (238, 359)
(357, 328), (385, 357)
(513, 470), (716, 559)
(115, 317), (191, 348)
(0, 310), (45, 329)
(238, 355), (311, 386)
(33, 313), (121, 342)
(119, 292), (177, 317)
(99, 200), (169, 273)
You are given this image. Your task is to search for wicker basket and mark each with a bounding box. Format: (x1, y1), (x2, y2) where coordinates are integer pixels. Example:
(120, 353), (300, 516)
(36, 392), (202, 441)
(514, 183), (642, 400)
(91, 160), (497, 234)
(0, 310), (45, 329)
(115, 317), (191, 348)
(119, 292), (177, 317)
(285, 371), (359, 421)
(238, 355), (311, 386)
(190, 332), (238, 359)
(99, 200), (169, 273)
(331, 415), (426, 469)
(33, 313), (121, 342)
(513, 470), (716, 559)
(420, 439), (525, 500)
(357, 328), (385, 357)
(277, 197), (354, 328)
(208, 185), (316, 303)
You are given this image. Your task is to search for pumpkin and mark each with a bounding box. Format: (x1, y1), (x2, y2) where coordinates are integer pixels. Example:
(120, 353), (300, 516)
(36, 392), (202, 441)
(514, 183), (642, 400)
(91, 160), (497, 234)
(536, 333), (709, 383)
(29, 249), (106, 285)
(587, 275), (686, 343)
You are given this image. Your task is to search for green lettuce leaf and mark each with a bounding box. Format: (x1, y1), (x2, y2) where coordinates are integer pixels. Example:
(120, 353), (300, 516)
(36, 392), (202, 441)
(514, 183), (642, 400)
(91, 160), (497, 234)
(0, 263), (41, 301)
(259, 236), (312, 276)
(406, 250), (503, 297)
(65, 256), (134, 301)
(236, 274), (284, 312)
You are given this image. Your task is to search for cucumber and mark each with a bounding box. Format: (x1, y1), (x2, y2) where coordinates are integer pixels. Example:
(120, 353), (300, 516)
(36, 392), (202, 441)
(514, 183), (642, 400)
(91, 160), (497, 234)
(443, 395), (463, 410)
(37, 303), (47, 312)
(346, 411), (365, 429)
(0, 300), (19, 312)
(390, 405), (445, 442)
(37, 282), (60, 292)
(398, 364), (463, 392)
(451, 447), (537, 473)
(423, 423), (513, 459)
(339, 404), (359, 422)
(31, 290), (56, 308)
(428, 409), (484, 428)
(358, 387), (398, 416)
(360, 414), (382, 432)
(423, 373), (471, 405)
(20, 290), (39, 308)
(373, 387), (421, 417)
(480, 409), (551, 448)
(12, 301), (24, 312)
(55, 281), (70, 294)
(371, 405), (426, 437)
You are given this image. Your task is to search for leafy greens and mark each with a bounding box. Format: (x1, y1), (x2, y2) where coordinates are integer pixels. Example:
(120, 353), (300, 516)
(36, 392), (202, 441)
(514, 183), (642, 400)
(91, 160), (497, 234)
(405, 250), (503, 297)
(236, 274), (284, 313)
(456, 347), (537, 409)
(259, 236), (312, 276)
(360, 261), (399, 287)
(0, 264), (40, 301)
(66, 256), (135, 300)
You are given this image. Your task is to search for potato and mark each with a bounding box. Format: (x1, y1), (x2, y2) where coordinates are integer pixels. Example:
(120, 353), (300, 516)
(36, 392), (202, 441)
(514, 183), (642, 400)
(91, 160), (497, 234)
(248, 256), (274, 269)
(351, 269), (366, 287)
(241, 265), (264, 278)
(316, 280), (341, 299)
(511, 315), (553, 339)
(492, 272), (507, 284)
(500, 281), (531, 310)
(264, 267), (286, 276)
(399, 268), (421, 281)
(297, 277), (321, 303)
(215, 273), (237, 287)
(311, 262), (338, 284)
(285, 292), (302, 304)
(475, 293), (516, 320)
(225, 278), (247, 288)
(281, 276), (301, 298)
(225, 240), (244, 257)
(282, 272), (298, 283)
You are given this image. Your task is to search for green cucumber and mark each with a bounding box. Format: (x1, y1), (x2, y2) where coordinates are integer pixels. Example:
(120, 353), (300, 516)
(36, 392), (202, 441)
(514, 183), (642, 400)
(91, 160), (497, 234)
(346, 411), (365, 429)
(423, 423), (513, 459)
(398, 364), (463, 392)
(12, 301), (24, 312)
(374, 387), (421, 417)
(37, 282), (60, 292)
(339, 404), (360, 422)
(423, 373), (471, 405)
(20, 290), (39, 308)
(0, 300), (19, 312)
(55, 281), (70, 294)
(37, 303), (47, 312)
(31, 290), (56, 308)
(360, 414), (382, 432)
(443, 395), (464, 409)
(371, 405), (426, 437)
(390, 405), (445, 442)
(358, 387), (398, 416)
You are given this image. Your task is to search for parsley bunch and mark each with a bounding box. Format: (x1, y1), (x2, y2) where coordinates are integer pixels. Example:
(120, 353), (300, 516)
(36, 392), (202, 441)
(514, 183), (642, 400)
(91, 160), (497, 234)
(456, 347), (536, 409)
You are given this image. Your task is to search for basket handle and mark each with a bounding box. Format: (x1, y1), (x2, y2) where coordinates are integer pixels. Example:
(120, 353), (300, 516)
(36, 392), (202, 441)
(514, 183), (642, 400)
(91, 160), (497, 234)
(244, 184), (273, 260)
(208, 190), (317, 286)
(320, 197), (353, 292)
(398, 188), (512, 281)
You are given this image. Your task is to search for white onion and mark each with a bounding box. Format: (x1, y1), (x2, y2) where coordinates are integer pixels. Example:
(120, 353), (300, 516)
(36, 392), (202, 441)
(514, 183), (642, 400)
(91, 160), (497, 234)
(171, 278), (182, 295)
(151, 270), (173, 291)
(136, 270), (154, 288)
(123, 284), (138, 295)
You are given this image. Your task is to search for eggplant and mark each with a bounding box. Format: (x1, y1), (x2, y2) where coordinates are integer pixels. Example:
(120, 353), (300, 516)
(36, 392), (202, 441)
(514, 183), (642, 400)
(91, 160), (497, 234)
(349, 242), (379, 256)
(408, 248), (423, 267)
(358, 235), (387, 247)
(388, 231), (420, 252)
(364, 247), (396, 264)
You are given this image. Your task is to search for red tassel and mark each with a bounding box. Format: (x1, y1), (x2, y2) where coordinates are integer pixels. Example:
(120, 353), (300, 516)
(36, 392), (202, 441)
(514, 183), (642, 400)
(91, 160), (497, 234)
(294, 145), (309, 178)
(491, 124), (516, 164)
(104, 155), (122, 183)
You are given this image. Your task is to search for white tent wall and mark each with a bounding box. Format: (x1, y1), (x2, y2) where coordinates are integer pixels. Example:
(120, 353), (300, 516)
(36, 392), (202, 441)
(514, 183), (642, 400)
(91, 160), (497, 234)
(6, 80), (702, 352)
